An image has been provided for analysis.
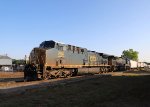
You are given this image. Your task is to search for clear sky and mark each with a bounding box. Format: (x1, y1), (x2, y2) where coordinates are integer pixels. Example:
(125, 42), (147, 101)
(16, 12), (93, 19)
(0, 0), (150, 62)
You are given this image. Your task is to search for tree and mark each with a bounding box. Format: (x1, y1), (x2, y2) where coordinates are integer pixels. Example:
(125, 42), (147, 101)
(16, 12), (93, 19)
(122, 49), (139, 61)
(12, 59), (26, 65)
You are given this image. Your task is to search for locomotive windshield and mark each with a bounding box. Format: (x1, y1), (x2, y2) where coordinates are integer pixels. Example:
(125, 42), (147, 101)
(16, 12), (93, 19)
(39, 41), (55, 49)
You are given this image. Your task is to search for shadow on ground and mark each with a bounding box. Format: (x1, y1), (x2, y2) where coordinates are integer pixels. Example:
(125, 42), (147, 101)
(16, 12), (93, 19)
(0, 75), (150, 107)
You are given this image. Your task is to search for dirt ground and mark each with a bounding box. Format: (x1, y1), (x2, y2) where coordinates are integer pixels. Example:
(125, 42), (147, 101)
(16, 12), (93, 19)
(0, 71), (23, 78)
(0, 71), (150, 107)
(0, 71), (24, 82)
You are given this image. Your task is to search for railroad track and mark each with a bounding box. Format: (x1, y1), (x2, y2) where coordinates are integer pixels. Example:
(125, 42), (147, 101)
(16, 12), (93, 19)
(0, 78), (24, 82)
(1, 71), (150, 94)
(0, 73), (112, 94)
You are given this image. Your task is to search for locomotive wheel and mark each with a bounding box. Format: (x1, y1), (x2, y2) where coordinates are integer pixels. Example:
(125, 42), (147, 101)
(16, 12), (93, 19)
(99, 68), (102, 74)
(72, 69), (78, 76)
(65, 69), (73, 77)
(55, 70), (63, 78)
(43, 70), (52, 80)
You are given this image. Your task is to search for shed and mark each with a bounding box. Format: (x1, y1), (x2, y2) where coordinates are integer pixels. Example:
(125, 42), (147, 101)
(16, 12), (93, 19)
(0, 55), (12, 71)
(0, 55), (12, 66)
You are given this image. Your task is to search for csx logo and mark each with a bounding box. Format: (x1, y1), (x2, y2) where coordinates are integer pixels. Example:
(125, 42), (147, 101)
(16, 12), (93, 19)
(58, 51), (64, 58)
(90, 56), (96, 61)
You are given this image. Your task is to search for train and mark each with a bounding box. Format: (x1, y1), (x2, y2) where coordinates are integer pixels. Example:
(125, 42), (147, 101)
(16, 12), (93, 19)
(24, 40), (147, 81)
(130, 60), (149, 71)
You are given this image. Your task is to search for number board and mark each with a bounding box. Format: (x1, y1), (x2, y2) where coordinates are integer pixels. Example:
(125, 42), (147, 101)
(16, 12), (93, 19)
(58, 51), (64, 58)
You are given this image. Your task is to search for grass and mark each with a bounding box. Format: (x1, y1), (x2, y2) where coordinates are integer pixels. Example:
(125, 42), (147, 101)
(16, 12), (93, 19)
(0, 75), (150, 107)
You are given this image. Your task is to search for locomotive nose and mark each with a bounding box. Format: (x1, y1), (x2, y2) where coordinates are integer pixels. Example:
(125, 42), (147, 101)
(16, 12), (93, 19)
(29, 48), (46, 65)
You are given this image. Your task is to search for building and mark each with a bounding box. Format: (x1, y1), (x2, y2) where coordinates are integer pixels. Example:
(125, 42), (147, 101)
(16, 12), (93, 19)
(143, 62), (150, 71)
(0, 55), (13, 71)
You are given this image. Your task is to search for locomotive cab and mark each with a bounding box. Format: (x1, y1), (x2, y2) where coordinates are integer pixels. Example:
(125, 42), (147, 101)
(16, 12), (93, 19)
(39, 40), (56, 49)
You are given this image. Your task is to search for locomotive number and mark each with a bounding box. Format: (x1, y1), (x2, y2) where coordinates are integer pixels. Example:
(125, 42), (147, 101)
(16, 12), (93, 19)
(90, 56), (96, 61)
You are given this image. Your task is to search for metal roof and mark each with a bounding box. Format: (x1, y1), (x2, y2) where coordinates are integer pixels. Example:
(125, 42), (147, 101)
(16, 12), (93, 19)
(0, 55), (11, 59)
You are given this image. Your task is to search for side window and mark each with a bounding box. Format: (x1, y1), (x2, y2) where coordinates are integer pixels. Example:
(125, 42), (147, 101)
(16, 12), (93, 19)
(59, 46), (63, 51)
(56, 43), (63, 51)
(56, 43), (59, 49)
(73, 46), (75, 53)
(81, 49), (84, 54)
(76, 47), (80, 54)
(68, 45), (71, 51)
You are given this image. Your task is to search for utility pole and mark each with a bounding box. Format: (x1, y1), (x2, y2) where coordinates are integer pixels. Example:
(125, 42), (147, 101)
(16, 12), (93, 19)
(25, 55), (27, 64)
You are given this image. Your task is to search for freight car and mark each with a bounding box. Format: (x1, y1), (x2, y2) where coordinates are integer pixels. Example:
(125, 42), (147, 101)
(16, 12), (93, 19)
(24, 40), (130, 81)
(129, 60), (148, 71)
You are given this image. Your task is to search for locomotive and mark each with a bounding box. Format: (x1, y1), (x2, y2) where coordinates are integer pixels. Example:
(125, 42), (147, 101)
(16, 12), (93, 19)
(24, 40), (130, 81)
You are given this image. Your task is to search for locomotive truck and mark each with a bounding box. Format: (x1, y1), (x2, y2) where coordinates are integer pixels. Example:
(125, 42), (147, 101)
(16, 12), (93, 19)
(24, 40), (130, 81)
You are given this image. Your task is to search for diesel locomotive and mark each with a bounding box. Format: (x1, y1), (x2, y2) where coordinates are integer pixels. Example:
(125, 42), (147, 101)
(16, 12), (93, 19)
(24, 40), (130, 81)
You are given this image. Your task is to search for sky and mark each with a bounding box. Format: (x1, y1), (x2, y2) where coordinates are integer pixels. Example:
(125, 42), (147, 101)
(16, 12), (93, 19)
(0, 0), (150, 62)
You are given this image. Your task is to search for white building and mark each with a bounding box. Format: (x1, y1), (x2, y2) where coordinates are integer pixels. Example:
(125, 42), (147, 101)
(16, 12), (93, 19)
(0, 55), (13, 71)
